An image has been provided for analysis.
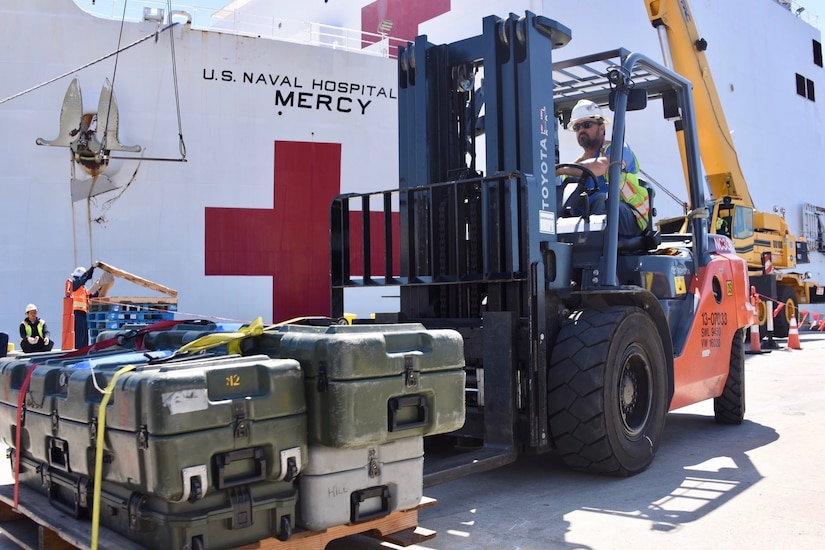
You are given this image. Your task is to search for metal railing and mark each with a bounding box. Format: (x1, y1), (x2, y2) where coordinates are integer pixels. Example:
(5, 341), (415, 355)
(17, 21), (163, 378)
(775, 0), (819, 28)
(79, 0), (410, 58)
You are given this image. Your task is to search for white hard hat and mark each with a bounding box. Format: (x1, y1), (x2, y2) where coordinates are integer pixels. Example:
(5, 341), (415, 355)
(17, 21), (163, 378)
(72, 266), (86, 278)
(569, 99), (610, 129)
(26, 303), (38, 313)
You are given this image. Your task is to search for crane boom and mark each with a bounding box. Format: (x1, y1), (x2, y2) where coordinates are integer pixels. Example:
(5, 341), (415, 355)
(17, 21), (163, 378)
(644, 0), (825, 335)
(644, 0), (753, 206)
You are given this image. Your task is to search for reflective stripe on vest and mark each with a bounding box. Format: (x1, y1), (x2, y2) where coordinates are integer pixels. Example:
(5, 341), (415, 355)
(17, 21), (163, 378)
(66, 279), (90, 312)
(618, 171), (650, 230)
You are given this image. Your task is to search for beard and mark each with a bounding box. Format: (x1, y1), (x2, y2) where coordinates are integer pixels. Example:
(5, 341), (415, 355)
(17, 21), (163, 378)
(577, 132), (601, 150)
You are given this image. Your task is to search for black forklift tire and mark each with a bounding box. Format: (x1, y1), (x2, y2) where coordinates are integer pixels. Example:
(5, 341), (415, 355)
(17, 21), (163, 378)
(548, 306), (669, 476)
(714, 328), (746, 424)
(772, 286), (798, 338)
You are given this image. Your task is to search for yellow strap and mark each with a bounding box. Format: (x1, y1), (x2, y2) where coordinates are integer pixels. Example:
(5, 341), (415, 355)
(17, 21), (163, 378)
(89, 315), (326, 547)
(174, 316), (329, 356)
(175, 316), (266, 356)
(91, 363), (137, 550)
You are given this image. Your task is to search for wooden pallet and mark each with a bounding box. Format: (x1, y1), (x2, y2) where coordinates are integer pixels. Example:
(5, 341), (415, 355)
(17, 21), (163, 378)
(0, 484), (142, 550)
(0, 483), (436, 550)
(233, 497), (437, 550)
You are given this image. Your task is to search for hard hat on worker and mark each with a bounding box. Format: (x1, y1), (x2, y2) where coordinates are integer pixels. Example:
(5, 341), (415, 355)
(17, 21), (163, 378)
(569, 99), (610, 129)
(25, 304), (37, 313)
(72, 266), (86, 278)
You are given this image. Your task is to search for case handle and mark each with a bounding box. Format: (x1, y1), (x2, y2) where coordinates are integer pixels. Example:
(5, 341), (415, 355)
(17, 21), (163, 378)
(388, 394), (429, 432)
(47, 437), (70, 472)
(350, 485), (390, 523)
(213, 447), (266, 490)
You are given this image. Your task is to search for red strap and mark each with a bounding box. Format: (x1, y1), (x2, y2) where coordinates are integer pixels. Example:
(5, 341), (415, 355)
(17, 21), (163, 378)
(59, 319), (197, 358)
(12, 319), (201, 506)
(14, 364), (38, 508)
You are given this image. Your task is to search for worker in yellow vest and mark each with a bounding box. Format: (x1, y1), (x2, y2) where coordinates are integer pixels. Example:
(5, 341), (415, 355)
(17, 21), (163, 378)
(557, 99), (650, 236)
(19, 303), (54, 353)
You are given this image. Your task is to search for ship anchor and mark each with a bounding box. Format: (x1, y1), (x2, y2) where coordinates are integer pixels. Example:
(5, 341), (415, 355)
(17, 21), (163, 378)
(36, 77), (141, 177)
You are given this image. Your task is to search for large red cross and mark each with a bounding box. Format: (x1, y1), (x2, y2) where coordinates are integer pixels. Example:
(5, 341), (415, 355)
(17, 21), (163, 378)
(205, 140), (397, 323)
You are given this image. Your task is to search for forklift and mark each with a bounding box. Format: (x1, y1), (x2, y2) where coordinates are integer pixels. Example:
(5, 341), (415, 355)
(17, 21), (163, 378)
(331, 12), (753, 485)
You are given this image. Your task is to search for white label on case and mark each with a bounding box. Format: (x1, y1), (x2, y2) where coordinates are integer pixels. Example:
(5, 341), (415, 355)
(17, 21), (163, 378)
(162, 388), (209, 414)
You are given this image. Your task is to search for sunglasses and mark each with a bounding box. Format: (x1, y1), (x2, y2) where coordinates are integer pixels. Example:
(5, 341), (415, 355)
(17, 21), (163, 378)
(572, 120), (601, 131)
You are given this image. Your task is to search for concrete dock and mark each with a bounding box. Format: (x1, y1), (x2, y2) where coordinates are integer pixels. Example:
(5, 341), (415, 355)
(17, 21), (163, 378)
(332, 329), (825, 550)
(1, 329), (823, 549)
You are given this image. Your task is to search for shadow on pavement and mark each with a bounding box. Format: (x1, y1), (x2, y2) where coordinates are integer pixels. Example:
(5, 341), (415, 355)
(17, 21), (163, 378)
(374, 413), (780, 549)
(580, 414), (778, 529)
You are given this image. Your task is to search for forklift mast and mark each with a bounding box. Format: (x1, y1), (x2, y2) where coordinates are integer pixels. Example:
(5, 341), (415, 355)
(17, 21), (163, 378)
(397, 13), (574, 316)
(339, 14), (575, 482)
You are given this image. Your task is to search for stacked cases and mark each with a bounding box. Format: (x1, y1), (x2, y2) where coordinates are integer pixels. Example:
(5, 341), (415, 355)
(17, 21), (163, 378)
(1, 321), (467, 547)
(242, 323), (465, 530)
(1, 351), (305, 548)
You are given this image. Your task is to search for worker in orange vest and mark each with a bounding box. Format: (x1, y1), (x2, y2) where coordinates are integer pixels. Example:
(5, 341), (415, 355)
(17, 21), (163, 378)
(66, 266), (97, 349)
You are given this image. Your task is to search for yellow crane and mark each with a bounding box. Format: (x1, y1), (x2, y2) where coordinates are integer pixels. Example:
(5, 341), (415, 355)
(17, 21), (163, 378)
(644, 0), (822, 336)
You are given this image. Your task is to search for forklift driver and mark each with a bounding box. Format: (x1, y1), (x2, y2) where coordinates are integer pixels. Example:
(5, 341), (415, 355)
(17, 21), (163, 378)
(557, 99), (649, 237)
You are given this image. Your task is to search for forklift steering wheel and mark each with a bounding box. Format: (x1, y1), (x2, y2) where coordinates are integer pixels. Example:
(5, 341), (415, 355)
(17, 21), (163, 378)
(556, 163), (600, 197)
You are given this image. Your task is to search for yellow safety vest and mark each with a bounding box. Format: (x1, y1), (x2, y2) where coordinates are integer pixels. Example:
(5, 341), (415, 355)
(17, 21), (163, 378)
(23, 319), (46, 338)
(618, 172), (650, 231)
(597, 144), (650, 231)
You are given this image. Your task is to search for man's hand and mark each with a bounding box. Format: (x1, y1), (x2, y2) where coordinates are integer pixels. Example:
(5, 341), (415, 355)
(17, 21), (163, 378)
(27, 337), (37, 345)
(44, 337), (50, 346)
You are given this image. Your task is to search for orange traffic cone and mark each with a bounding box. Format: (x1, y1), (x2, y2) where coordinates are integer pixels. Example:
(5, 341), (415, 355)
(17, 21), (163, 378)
(810, 312), (820, 331)
(787, 317), (802, 350)
(746, 314), (764, 355)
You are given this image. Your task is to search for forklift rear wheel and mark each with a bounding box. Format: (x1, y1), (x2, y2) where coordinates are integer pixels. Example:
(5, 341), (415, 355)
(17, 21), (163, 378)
(548, 306), (669, 476)
(714, 328), (745, 424)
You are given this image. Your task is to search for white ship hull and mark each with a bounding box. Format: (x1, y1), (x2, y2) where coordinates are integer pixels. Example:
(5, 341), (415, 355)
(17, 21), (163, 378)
(2, 0), (402, 344)
(1, 0), (823, 347)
